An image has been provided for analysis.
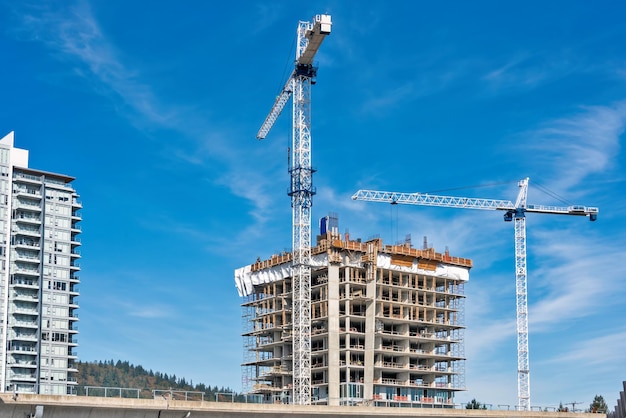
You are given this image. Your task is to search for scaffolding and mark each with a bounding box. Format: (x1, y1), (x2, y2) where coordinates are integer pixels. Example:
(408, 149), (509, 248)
(236, 228), (470, 407)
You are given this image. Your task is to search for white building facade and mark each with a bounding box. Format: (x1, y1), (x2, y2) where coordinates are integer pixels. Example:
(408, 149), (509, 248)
(0, 132), (81, 395)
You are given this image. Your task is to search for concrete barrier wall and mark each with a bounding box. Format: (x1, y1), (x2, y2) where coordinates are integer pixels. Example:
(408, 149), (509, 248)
(0, 394), (600, 418)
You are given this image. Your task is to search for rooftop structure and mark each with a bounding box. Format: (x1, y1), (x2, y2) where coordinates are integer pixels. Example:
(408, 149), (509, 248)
(0, 132), (81, 395)
(235, 214), (471, 407)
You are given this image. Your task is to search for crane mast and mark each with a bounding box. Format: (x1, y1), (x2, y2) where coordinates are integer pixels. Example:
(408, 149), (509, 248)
(256, 14), (331, 405)
(352, 178), (598, 410)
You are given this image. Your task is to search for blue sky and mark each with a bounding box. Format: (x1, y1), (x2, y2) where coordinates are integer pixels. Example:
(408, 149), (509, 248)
(1, 0), (625, 409)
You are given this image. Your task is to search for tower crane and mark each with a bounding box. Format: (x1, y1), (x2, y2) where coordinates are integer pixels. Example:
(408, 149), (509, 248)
(352, 178), (598, 411)
(256, 14), (332, 405)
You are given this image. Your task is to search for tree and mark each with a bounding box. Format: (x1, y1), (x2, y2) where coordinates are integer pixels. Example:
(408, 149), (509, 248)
(466, 398), (487, 409)
(589, 395), (608, 413)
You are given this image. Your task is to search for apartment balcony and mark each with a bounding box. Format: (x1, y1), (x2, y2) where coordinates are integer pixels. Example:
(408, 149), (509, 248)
(13, 267), (40, 277)
(15, 253), (40, 265)
(339, 342), (365, 351)
(14, 213), (42, 225)
(71, 224), (81, 233)
(13, 226), (41, 237)
(69, 263), (80, 271)
(14, 189), (42, 199)
(12, 333), (38, 343)
(374, 377), (401, 386)
(377, 361), (406, 370)
(9, 372), (37, 382)
(8, 359), (37, 368)
(13, 172), (42, 184)
(377, 329), (406, 339)
(8, 344), (37, 354)
(14, 199), (41, 212)
(408, 331), (455, 342)
(11, 304), (38, 316)
(11, 277), (38, 288)
(72, 199), (82, 208)
(12, 291), (39, 303)
(339, 326), (365, 334)
(11, 320), (38, 329)
(13, 240), (41, 249)
(377, 344), (405, 353)
(68, 338), (78, 346)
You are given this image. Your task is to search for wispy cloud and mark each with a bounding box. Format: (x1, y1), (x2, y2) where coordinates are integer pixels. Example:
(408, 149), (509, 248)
(9, 1), (289, 237)
(543, 329), (626, 368)
(359, 82), (416, 114)
(13, 1), (176, 128)
(524, 101), (626, 194)
(483, 53), (548, 87)
(529, 229), (626, 328)
(127, 305), (172, 319)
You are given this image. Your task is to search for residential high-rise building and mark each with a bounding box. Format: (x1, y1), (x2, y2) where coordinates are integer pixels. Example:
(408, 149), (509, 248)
(235, 214), (470, 407)
(0, 132), (81, 395)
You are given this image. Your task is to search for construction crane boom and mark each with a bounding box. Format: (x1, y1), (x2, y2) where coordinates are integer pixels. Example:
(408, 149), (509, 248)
(256, 85), (292, 140)
(352, 178), (598, 410)
(256, 15), (331, 141)
(256, 14), (332, 405)
(351, 189), (599, 219)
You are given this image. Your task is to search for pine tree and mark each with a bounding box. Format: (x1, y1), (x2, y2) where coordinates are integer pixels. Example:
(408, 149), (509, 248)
(589, 395), (608, 413)
(466, 398), (487, 409)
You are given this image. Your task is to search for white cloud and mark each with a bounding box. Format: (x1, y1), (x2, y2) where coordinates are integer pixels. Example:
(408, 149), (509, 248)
(528, 228), (626, 329)
(15, 2), (176, 128)
(546, 329), (626, 367)
(359, 82), (415, 114)
(525, 101), (626, 194)
(10, 1), (290, 236)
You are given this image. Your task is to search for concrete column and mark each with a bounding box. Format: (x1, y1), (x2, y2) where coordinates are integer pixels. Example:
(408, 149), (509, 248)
(363, 265), (377, 400)
(327, 263), (340, 406)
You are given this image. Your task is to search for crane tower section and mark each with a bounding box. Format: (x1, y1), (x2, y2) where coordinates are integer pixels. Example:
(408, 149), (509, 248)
(255, 14), (331, 405)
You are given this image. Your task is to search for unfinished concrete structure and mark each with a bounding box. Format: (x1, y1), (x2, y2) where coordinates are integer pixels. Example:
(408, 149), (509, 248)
(235, 215), (471, 407)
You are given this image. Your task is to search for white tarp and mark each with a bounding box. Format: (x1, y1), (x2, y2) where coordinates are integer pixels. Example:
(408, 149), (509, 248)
(234, 252), (469, 297)
(234, 253), (328, 297)
(376, 253), (470, 282)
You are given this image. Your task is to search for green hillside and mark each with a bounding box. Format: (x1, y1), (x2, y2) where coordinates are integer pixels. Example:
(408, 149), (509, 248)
(76, 360), (240, 401)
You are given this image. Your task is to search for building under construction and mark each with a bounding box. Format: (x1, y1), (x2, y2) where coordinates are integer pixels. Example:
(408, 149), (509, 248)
(234, 215), (471, 407)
